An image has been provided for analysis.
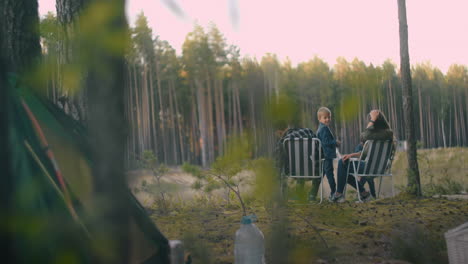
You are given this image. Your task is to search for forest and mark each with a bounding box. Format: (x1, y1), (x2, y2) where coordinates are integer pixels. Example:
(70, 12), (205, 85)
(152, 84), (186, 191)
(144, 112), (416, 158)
(2, 0), (467, 263)
(39, 12), (468, 168)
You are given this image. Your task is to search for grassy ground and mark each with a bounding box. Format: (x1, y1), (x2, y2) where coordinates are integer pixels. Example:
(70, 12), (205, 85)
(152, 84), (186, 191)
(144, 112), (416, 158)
(153, 195), (468, 264)
(392, 147), (468, 192)
(130, 147), (468, 263)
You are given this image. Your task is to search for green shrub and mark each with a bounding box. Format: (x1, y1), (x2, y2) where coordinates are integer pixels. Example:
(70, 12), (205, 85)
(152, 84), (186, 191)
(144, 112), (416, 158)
(423, 176), (463, 196)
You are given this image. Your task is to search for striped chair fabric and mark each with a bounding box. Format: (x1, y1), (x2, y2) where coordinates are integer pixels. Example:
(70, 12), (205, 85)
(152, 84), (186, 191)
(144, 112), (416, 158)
(358, 140), (394, 176)
(349, 140), (395, 201)
(283, 137), (322, 179)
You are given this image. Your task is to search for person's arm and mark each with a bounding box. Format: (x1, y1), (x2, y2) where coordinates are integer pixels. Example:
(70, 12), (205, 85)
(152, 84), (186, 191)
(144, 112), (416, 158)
(367, 109), (380, 128)
(342, 152), (361, 161)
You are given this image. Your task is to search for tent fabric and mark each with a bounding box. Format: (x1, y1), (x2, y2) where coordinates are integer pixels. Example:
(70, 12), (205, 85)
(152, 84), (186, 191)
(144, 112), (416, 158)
(7, 74), (169, 263)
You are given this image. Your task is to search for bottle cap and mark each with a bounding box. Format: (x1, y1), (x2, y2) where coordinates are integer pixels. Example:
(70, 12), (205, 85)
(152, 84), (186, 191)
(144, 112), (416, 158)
(241, 214), (258, 224)
(241, 216), (252, 224)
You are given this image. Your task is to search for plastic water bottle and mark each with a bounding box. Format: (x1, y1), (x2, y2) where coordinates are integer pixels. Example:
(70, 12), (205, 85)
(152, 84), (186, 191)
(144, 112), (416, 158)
(234, 215), (265, 264)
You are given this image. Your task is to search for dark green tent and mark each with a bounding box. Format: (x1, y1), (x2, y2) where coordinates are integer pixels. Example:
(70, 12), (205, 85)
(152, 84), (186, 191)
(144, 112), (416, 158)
(5, 75), (170, 263)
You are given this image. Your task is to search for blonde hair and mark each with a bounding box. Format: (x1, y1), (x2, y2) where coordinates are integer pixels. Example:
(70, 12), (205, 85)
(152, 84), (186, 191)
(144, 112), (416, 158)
(317, 107), (331, 119)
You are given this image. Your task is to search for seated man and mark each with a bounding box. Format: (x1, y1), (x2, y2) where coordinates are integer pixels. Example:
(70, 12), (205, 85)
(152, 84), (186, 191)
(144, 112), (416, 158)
(275, 124), (322, 201)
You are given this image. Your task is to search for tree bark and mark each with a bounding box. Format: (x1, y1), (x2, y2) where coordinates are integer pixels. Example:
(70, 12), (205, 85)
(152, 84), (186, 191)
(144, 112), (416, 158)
(196, 79), (208, 167)
(56, 0), (88, 121)
(397, 0), (421, 196)
(417, 83), (424, 146)
(172, 78), (185, 162)
(1, 0), (41, 74)
(155, 61), (168, 163)
(0, 48), (14, 264)
(83, 1), (131, 263)
(0, 1), (40, 263)
(149, 65), (158, 156)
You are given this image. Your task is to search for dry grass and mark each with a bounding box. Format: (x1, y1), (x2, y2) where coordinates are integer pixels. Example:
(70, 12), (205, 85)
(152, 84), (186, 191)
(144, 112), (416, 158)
(392, 147), (468, 193)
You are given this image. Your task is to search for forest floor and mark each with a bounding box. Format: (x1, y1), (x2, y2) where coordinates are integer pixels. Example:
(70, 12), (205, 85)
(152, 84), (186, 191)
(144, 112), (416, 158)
(128, 148), (468, 263)
(152, 194), (468, 264)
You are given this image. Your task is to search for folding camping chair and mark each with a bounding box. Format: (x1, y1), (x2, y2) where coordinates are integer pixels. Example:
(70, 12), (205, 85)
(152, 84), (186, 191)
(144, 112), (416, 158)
(346, 140), (395, 202)
(282, 137), (324, 203)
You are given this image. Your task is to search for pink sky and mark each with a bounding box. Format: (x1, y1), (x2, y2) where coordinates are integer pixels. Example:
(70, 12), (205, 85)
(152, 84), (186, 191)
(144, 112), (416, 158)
(39, 0), (468, 73)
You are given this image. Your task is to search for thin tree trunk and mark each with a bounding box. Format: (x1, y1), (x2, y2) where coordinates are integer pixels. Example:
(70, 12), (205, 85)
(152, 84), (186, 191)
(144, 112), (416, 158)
(133, 65), (143, 154)
(235, 82), (243, 134)
(206, 72), (215, 164)
(141, 67), (148, 148)
(417, 83), (424, 146)
(214, 78), (224, 155)
(57, 0), (88, 120)
(458, 96), (467, 146)
(149, 66), (158, 155)
(190, 86), (200, 164)
(172, 78), (185, 162)
(249, 87), (258, 155)
(231, 83), (238, 133)
(155, 62), (168, 163)
(195, 79), (208, 167)
(168, 78), (177, 164)
(441, 117), (447, 148)
(398, 0), (421, 196)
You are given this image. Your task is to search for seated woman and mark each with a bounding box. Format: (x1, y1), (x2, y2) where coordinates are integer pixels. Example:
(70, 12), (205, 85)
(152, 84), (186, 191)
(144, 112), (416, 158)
(332, 110), (394, 202)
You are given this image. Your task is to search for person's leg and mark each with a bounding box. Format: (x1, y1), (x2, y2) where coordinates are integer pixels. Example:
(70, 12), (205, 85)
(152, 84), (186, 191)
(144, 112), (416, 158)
(367, 177), (376, 198)
(346, 161), (366, 193)
(323, 159), (336, 196)
(336, 159), (349, 194)
(309, 178), (321, 200)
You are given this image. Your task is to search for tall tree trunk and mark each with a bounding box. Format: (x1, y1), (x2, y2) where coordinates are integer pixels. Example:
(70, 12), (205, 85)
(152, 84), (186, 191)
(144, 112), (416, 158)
(172, 78), (185, 162)
(127, 65), (136, 164)
(190, 85), (200, 164)
(56, 0), (88, 121)
(155, 62), (168, 163)
(0, 1), (41, 261)
(1, 0), (41, 74)
(441, 117), (447, 148)
(417, 83), (424, 146)
(220, 78), (227, 154)
(397, 0), (421, 196)
(196, 79), (208, 167)
(452, 92), (460, 145)
(149, 66), (158, 155)
(0, 61), (14, 264)
(205, 72), (215, 164)
(458, 96), (467, 146)
(133, 65), (144, 154)
(84, 1), (130, 263)
(249, 86), (258, 155)
(168, 78), (177, 164)
(231, 82), (238, 133)
(1, 0), (41, 259)
(214, 78), (224, 155)
(142, 67), (149, 148)
(235, 82), (243, 134)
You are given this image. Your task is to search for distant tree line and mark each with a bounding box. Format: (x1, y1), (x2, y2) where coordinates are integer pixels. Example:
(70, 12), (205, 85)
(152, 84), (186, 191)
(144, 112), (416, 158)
(39, 12), (468, 168)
